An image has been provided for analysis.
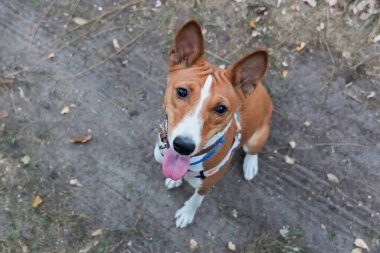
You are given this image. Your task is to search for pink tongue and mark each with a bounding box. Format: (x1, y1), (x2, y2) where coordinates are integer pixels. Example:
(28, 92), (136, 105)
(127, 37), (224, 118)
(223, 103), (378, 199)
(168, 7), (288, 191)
(162, 147), (190, 180)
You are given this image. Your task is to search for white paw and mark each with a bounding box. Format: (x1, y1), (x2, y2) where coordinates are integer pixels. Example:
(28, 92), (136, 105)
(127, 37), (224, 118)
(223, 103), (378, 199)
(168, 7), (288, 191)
(175, 204), (196, 228)
(165, 178), (183, 189)
(243, 154), (259, 181)
(154, 142), (163, 163)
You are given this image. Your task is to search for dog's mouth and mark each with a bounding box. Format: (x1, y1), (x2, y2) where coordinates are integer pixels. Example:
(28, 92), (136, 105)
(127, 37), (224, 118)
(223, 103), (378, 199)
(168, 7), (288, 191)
(162, 147), (190, 180)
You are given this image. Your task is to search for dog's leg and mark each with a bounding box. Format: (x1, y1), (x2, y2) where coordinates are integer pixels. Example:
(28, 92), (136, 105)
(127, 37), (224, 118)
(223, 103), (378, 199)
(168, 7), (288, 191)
(154, 141), (163, 163)
(175, 191), (204, 228)
(243, 125), (270, 181)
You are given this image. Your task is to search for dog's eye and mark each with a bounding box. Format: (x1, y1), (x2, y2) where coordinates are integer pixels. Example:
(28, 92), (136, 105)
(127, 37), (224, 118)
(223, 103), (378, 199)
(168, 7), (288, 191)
(176, 88), (188, 98)
(215, 105), (228, 115)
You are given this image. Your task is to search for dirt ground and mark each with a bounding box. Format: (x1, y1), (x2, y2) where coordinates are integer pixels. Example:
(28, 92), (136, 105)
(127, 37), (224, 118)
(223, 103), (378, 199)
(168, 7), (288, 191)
(0, 0), (379, 252)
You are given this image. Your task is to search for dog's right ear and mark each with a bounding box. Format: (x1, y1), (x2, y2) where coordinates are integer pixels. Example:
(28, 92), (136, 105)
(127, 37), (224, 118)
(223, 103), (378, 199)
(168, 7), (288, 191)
(169, 20), (204, 67)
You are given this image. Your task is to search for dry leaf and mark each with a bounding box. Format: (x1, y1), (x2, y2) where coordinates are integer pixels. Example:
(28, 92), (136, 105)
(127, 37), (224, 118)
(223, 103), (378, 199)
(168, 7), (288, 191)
(155, 0), (162, 8)
(291, 4), (300, 11)
(91, 229), (103, 237)
(48, 52), (55, 59)
(189, 238), (198, 250)
(70, 136), (92, 144)
(373, 34), (380, 43)
(366, 91), (375, 99)
(282, 69), (289, 78)
(325, 0), (337, 6)
(284, 155), (295, 165)
(73, 17), (89, 25)
(69, 104), (76, 108)
(351, 248), (363, 253)
(282, 61), (288, 67)
(304, 120), (311, 127)
(231, 209), (238, 218)
(249, 20), (257, 29)
(354, 238), (369, 251)
(316, 22), (325, 31)
(32, 195), (43, 208)
(327, 173), (339, 184)
(19, 241), (28, 253)
(61, 106), (70, 115)
(112, 39), (121, 51)
(295, 42), (306, 52)
(228, 241), (236, 251)
(0, 112), (9, 120)
(21, 155), (30, 165)
(303, 0), (316, 7)
(289, 141), (296, 149)
(279, 226), (289, 238)
(70, 178), (83, 187)
(251, 30), (261, 37)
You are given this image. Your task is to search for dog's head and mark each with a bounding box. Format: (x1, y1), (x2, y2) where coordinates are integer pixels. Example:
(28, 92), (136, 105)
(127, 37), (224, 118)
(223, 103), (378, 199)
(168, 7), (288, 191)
(162, 20), (268, 180)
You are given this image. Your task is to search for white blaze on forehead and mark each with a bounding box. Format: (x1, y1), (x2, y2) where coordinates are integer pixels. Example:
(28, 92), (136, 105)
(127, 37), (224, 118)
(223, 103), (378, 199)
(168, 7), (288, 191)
(170, 75), (213, 153)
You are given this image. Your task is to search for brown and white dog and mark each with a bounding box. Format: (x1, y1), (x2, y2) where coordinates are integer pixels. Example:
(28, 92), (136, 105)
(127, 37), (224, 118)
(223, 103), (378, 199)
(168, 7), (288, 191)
(154, 20), (272, 228)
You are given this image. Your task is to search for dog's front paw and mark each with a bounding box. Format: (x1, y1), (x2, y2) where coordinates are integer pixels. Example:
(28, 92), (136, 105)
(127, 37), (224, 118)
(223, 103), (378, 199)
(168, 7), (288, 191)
(243, 154), (259, 181)
(175, 205), (196, 228)
(165, 178), (183, 189)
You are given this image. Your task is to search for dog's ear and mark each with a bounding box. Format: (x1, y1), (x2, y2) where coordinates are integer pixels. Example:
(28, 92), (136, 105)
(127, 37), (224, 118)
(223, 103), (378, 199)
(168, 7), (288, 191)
(169, 20), (204, 67)
(229, 49), (268, 97)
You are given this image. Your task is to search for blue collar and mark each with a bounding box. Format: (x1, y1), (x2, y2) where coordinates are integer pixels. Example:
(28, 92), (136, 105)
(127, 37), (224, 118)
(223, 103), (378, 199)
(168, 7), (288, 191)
(189, 136), (225, 166)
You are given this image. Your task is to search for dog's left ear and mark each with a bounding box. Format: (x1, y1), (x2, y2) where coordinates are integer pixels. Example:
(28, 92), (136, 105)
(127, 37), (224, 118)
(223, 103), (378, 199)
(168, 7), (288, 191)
(169, 20), (204, 67)
(229, 49), (268, 97)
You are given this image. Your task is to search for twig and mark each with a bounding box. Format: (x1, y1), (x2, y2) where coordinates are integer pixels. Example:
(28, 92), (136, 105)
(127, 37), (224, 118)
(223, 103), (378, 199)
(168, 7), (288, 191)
(30, 1), (56, 39)
(353, 53), (380, 69)
(64, 0), (140, 35)
(205, 50), (231, 64)
(54, 0), (81, 45)
(70, 29), (147, 79)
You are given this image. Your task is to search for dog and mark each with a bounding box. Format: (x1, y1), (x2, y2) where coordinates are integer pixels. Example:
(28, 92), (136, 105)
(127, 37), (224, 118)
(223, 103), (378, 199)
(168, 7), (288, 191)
(154, 20), (272, 228)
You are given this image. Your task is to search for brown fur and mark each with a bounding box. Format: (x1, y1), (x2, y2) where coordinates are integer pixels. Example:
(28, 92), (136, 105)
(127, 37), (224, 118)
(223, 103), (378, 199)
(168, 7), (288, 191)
(164, 20), (272, 196)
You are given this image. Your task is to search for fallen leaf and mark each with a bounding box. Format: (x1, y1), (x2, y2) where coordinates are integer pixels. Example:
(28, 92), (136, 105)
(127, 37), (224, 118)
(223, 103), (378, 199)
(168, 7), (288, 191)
(231, 209), (238, 218)
(366, 91), (376, 99)
(155, 0), (162, 8)
(303, 0), (316, 7)
(70, 136), (92, 144)
(32, 195), (43, 208)
(21, 155), (31, 165)
(282, 69), (289, 78)
(48, 52), (55, 59)
(373, 34), (380, 43)
(19, 241), (28, 253)
(325, 0), (337, 6)
(73, 17), (89, 25)
(189, 238), (198, 250)
(295, 42), (306, 52)
(279, 226), (289, 238)
(228, 241), (236, 251)
(69, 103), (76, 109)
(61, 106), (70, 115)
(291, 4), (300, 11)
(284, 155), (295, 165)
(0, 112), (8, 120)
(282, 61), (288, 67)
(354, 238), (369, 251)
(321, 224), (326, 230)
(316, 22), (325, 31)
(304, 120), (311, 127)
(91, 229), (103, 237)
(122, 59), (129, 66)
(351, 248), (363, 253)
(327, 173), (339, 184)
(70, 178), (83, 187)
(289, 141), (296, 149)
(112, 39), (121, 51)
(249, 20), (257, 29)
(277, 0), (282, 7)
(251, 30), (261, 37)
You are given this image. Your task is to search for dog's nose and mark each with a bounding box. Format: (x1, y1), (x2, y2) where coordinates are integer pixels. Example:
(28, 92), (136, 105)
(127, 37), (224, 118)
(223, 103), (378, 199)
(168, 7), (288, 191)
(173, 136), (195, 155)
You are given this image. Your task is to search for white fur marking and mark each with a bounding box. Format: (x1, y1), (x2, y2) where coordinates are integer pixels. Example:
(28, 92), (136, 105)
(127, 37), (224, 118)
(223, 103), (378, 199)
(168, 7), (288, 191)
(165, 178), (183, 189)
(243, 154), (258, 181)
(170, 75), (213, 154)
(175, 191), (204, 228)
